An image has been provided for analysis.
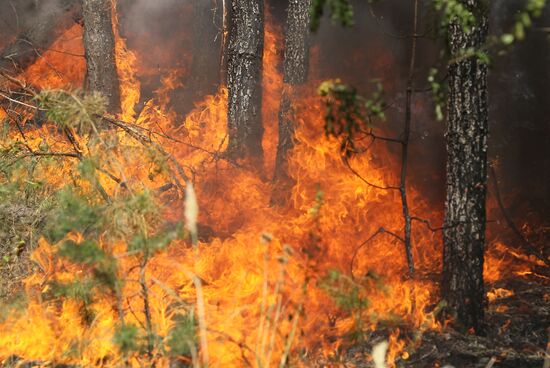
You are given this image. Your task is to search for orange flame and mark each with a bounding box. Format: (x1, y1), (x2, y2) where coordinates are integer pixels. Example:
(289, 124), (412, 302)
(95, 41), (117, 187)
(0, 5), (544, 368)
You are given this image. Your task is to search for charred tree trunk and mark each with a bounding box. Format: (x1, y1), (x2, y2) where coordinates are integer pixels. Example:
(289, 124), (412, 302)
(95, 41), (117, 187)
(0, 0), (81, 75)
(82, 0), (120, 113)
(191, 0), (221, 97)
(442, 1), (489, 334)
(173, 0), (221, 116)
(274, 0), (311, 183)
(226, 0), (264, 160)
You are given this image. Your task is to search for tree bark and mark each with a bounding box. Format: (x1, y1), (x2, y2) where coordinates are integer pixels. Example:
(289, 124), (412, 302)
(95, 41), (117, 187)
(82, 0), (120, 113)
(282, 0), (311, 85)
(442, 0), (489, 334)
(191, 0), (221, 98)
(0, 0), (81, 75)
(274, 0), (311, 183)
(226, 0), (264, 160)
(173, 0), (221, 116)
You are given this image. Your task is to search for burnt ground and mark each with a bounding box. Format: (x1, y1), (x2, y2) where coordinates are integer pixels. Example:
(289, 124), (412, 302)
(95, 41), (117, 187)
(410, 277), (550, 368)
(312, 275), (550, 368)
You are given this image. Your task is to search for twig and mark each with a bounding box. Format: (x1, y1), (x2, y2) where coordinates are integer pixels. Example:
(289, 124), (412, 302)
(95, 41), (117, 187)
(342, 155), (399, 191)
(490, 165), (550, 267)
(543, 328), (550, 368)
(207, 328), (254, 367)
(0, 92), (40, 110)
(350, 227), (404, 279)
(139, 258), (155, 361)
(20, 151), (80, 159)
(411, 216), (450, 232)
(485, 356), (497, 368)
(400, 0), (420, 277)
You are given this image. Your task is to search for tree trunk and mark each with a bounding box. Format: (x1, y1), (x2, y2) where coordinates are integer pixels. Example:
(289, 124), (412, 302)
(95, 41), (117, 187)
(274, 0), (311, 184)
(191, 0), (221, 98)
(172, 0), (221, 116)
(442, 0), (489, 334)
(282, 0), (311, 85)
(0, 0), (81, 75)
(82, 0), (120, 113)
(226, 0), (264, 160)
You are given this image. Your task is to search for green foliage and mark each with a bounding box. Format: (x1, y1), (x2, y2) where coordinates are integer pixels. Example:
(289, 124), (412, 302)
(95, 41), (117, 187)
(0, 85), (201, 364)
(308, 186), (325, 218)
(433, 0), (476, 33)
(128, 224), (183, 256)
(45, 188), (101, 243)
(310, 0), (355, 31)
(35, 90), (106, 130)
(167, 313), (197, 357)
(114, 324), (140, 355)
(49, 279), (95, 305)
(59, 239), (119, 289)
(319, 269), (385, 341)
(318, 79), (386, 156)
(58, 239), (106, 265)
(500, 0), (547, 45)
(428, 68), (445, 122)
(320, 269), (392, 343)
(320, 269), (369, 312)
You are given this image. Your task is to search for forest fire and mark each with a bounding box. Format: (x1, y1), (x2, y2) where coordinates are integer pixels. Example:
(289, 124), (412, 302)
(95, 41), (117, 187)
(0, 1), (548, 367)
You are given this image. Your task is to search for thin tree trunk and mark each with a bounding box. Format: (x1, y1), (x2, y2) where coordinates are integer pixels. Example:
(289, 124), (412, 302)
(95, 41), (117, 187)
(226, 0), (264, 160)
(82, 0), (120, 113)
(0, 0), (81, 75)
(442, 0), (489, 334)
(274, 0), (311, 183)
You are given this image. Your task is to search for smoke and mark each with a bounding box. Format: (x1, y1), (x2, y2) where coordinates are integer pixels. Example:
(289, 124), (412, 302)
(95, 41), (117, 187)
(308, 0), (550, 217)
(0, 0), (547, 216)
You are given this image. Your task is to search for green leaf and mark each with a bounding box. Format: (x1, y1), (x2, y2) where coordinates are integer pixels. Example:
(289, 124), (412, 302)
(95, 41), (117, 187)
(45, 188), (101, 243)
(129, 224), (182, 254)
(114, 324), (140, 355)
(58, 240), (106, 265)
(167, 313), (197, 357)
(500, 33), (515, 45)
(49, 279), (95, 304)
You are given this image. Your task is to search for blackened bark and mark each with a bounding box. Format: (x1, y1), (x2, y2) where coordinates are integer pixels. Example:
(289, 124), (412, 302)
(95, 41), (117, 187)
(226, 0), (264, 159)
(0, 0), (81, 74)
(82, 0), (120, 113)
(274, 0), (311, 183)
(191, 0), (221, 97)
(442, 0), (489, 334)
(174, 0), (221, 116)
(274, 91), (295, 182)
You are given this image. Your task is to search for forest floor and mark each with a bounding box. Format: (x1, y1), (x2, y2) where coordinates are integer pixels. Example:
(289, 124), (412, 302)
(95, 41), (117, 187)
(0, 201), (46, 299)
(0, 202), (548, 368)
(314, 275), (550, 368)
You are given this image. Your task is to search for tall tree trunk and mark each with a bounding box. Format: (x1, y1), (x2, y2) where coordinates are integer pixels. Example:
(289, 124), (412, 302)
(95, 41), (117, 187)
(82, 0), (120, 113)
(0, 0), (81, 75)
(173, 0), (221, 116)
(191, 0), (221, 98)
(274, 0), (311, 183)
(282, 0), (311, 85)
(226, 0), (264, 160)
(442, 0), (489, 334)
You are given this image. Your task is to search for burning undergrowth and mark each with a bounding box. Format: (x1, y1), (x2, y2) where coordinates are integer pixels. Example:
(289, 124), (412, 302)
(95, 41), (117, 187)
(0, 2), (548, 368)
